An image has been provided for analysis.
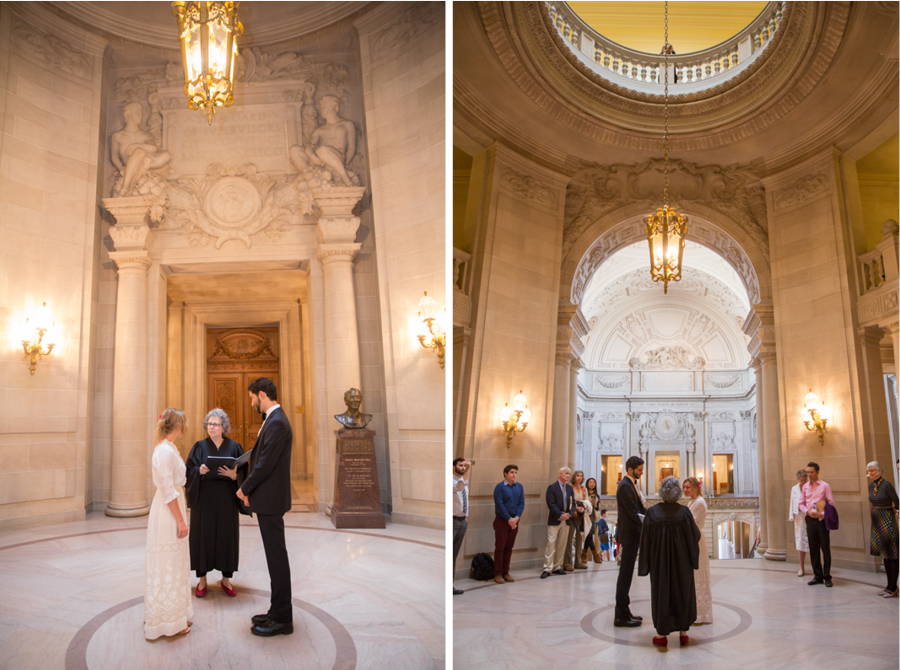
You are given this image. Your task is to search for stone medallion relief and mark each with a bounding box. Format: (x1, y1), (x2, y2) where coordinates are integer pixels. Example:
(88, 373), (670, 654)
(107, 46), (366, 249)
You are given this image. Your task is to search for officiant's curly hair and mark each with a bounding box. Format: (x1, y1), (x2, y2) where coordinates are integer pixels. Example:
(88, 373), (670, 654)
(658, 476), (683, 503)
(156, 408), (186, 441)
(204, 408), (231, 435)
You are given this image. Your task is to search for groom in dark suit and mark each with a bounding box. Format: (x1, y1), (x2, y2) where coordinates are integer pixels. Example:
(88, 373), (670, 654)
(614, 455), (647, 627)
(237, 377), (294, 636)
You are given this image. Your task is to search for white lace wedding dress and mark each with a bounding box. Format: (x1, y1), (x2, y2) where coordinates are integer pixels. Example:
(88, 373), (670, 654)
(688, 495), (713, 624)
(144, 440), (193, 640)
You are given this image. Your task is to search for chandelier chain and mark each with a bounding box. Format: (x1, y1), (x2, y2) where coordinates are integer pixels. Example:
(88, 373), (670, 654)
(663, 0), (669, 208)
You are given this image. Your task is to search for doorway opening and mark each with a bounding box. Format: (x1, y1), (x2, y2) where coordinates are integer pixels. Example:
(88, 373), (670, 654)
(717, 520), (751, 559)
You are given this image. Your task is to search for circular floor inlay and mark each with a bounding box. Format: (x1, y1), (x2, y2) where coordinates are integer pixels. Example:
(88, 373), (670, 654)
(65, 589), (356, 670)
(579, 598), (752, 647)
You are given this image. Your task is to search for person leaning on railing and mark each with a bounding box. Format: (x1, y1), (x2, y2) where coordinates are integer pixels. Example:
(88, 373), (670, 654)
(660, 43), (678, 83)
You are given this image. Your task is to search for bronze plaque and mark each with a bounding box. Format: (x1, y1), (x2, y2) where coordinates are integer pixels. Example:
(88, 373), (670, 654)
(331, 429), (385, 528)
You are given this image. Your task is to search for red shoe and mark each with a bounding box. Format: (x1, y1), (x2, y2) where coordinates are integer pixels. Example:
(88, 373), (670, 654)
(680, 634), (689, 646)
(652, 636), (667, 647)
(221, 581), (237, 597)
(194, 585), (207, 598)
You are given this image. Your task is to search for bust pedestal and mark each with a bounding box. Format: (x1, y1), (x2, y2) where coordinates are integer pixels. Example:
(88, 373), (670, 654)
(331, 429), (385, 528)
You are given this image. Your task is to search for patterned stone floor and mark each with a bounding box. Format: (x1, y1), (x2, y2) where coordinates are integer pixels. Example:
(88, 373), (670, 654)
(453, 557), (898, 669)
(0, 511), (444, 669)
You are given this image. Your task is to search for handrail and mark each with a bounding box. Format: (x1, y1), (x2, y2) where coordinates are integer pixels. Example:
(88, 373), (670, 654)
(546, 1), (786, 91)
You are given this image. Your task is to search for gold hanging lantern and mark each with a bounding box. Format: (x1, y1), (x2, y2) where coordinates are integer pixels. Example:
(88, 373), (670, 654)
(644, 0), (687, 293)
(172, 1), (242, 124)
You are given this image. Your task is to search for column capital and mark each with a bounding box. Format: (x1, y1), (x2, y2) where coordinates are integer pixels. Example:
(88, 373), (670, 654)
(311, 187), (367, 218)
(317, 243), (362, 263)
(757, 349), (778, 365)
(108, 251), (152, 272)
(109, 224), (152, 252)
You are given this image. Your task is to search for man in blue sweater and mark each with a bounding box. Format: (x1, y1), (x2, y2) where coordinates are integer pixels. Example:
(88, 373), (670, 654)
(492, 464), (525, 584)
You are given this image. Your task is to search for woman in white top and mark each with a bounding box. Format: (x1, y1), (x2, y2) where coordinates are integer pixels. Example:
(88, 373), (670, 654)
(566, 470), (590, 570)
(144, 408), (193, 640)
(682, 477), (712, 624)
(788, 469), (809, 577)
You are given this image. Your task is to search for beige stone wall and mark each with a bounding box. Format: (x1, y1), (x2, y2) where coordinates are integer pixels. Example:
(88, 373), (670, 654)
(454, 143), (569, 575)
(0, 4), (107, 527)
(355, 3), (446, 528)
(763, 148), (892, 571)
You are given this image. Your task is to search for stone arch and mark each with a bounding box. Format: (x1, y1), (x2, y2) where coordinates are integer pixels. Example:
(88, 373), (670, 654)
(560, 201), (772, 309)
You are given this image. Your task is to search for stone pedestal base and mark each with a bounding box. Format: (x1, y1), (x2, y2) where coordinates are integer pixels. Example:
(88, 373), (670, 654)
(105, 502), (150, 517)
(331, 429), (385, 529)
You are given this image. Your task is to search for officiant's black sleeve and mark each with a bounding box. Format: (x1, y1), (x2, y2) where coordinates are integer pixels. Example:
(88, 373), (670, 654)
(185, 440), (206, 508)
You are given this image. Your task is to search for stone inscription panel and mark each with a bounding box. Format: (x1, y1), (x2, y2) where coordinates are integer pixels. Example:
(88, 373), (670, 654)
(164, 104), (294, 175)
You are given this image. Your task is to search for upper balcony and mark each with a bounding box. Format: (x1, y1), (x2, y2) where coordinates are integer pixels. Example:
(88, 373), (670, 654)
(547, 1), (786, 95)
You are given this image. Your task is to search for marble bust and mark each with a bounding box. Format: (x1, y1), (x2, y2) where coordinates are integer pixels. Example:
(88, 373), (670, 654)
(110, 102), (171, 197)
(334, 387), (372, 429)
(290, 95), (358, 186)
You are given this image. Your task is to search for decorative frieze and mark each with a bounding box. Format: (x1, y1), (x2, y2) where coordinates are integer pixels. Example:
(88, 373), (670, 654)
(11, 17), (94, 80)
(500, 167), (557, 209)
(772, 172), (829, 210)
(370, 2), (442, 57)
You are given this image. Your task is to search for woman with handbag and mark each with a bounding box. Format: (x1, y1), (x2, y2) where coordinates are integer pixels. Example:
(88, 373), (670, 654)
(185, 408), (248, 598)
(583, 478), (603, 564)
(867, 461), (899, 597)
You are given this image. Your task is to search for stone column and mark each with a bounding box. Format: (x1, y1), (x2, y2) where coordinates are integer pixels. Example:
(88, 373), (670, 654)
(858, 326), (894, 471)
(751, 358), (768, 554)
(760, 350), (787, 561)
(550, 351), (572, 477)
(104, 197), (153, 517)
(568, 362), (582, 468)
(314, 188), (367, 418)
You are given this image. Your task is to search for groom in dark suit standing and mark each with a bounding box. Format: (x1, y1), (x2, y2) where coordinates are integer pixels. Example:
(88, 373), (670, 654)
(614, 455), (647, 627)
(237, 377), (294, 636)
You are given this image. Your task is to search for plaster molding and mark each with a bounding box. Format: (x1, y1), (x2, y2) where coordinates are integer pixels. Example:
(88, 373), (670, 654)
(367, 2), (442, 60)
(10, 14), (94, 81)
(772, 172), (830, 211)
(499, 167), (557, 209)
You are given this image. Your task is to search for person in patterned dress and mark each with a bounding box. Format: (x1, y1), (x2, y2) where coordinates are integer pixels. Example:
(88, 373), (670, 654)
(867, 461), (899, 597)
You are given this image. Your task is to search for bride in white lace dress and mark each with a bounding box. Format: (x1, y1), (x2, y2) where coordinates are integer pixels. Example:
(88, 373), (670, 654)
(144, 408), (193, 640)
(683, 477), (713, 624)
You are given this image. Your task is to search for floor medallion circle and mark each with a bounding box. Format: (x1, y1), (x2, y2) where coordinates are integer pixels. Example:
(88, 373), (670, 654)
(65, 588), (356, 670)
(579, 598), (752, 647)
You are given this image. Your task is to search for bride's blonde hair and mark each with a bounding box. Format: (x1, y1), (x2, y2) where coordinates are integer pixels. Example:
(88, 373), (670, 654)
(683, 476), (702, 494)
(156, 408), (186, 441)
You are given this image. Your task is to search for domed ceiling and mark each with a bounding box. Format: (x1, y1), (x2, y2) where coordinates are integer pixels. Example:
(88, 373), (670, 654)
(581, 242), (751, 370)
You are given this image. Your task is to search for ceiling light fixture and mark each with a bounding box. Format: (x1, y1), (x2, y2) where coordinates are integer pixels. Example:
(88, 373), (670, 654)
(644, 0), (687, 294)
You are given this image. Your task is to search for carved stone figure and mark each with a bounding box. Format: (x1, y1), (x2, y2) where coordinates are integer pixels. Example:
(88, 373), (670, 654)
(289, 95), (358, 187)
(110, 102), (171, 197)
(334, 388), (372, 430)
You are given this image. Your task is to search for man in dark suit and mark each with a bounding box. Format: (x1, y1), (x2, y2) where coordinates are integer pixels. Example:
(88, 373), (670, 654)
(614, 455), (647, 627)
(540, 467), (575, 579)
(237, 377), (294, 636)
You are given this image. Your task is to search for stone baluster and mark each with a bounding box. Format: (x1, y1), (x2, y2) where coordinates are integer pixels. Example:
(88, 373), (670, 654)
(103, 197), (154, 517)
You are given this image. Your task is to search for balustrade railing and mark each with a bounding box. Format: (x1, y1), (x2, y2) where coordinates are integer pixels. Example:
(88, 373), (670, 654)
(546, 1), (786, 90)
(859, 247), (887, 294)
(858, 219), (898, 296)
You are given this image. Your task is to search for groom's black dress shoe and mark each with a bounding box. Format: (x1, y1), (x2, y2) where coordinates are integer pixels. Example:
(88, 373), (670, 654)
(251, 613), (271, 625)
(251, 620), (294, 636)
(613, 618), (642, 627)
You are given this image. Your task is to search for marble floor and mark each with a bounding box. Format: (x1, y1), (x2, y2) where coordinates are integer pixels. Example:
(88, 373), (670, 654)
(0, 511), (444, 670)
(453, 557), (899, 669)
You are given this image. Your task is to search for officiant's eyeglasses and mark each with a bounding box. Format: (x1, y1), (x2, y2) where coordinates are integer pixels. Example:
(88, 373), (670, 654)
(206, 421), (223, 427)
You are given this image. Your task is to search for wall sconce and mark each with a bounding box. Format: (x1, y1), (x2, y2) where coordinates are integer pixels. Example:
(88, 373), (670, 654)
(499, 391), (531, 448)
(801, 389), (832, 445)
(416, 292), (445, 369)
(21, 302), (56, 375)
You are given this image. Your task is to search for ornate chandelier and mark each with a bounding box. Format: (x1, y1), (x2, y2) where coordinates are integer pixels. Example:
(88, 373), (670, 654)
(172, 1), (243, 124)
(644, 0), (687, 294)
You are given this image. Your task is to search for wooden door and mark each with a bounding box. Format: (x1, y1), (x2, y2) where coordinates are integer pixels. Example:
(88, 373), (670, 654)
(207, 327), (280, 451)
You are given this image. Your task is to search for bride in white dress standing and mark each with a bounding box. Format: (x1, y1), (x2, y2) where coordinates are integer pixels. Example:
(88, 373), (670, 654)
(683, 477), (713, 624)
(145, 408), (193, 640)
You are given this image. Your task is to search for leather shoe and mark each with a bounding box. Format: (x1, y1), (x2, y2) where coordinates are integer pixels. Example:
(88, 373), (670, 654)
(824, 579), (833, 588)
(194, 585), (207, 598)
(251, 620), (293, 637)
(494, 575), (505, 584)
(808, 578), (823, 586)
(540, 571), (551, 579)
(502, 574), (515, 582)
(221, 581), (237, 597)
(251, 613), (271, 625)
(553, 569), (567, 576)
(652, 635), (667, 647)
(631, 615), (643, 621)
(453, 588), (463, 595)
(613, 618), (642, 627)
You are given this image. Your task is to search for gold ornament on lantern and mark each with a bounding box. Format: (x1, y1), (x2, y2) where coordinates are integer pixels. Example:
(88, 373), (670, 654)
(644, 0), (687, 293)
(172, 1), (243, 124)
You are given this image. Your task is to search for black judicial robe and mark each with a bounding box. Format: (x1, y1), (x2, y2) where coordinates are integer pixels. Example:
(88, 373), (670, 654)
(638, 502), (701, 636)
(186, 437), (246, 575)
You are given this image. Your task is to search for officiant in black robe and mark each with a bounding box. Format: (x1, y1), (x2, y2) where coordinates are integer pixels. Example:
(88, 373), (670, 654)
(638, 476), (701, 642)
(186, 409), (249, 597)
